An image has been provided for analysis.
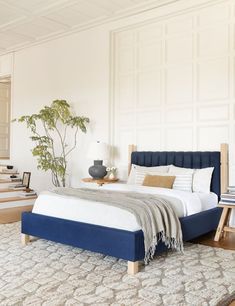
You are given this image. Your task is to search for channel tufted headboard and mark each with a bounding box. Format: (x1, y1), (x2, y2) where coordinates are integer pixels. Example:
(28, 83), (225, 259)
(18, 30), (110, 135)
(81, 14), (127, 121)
(128, 144), (228, 198)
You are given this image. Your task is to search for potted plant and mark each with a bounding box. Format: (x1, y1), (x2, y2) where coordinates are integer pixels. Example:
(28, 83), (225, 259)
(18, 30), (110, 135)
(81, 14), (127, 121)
(14, 100), (89, 187)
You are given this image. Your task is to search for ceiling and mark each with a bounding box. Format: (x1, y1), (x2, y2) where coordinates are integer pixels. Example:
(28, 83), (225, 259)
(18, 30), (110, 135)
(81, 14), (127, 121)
(0, 0), (176, 56)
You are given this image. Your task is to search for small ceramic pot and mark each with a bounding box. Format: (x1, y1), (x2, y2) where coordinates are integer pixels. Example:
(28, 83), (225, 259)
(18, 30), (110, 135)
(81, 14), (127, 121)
(109, 172), (116, 180)
(89, 160), (107, 179)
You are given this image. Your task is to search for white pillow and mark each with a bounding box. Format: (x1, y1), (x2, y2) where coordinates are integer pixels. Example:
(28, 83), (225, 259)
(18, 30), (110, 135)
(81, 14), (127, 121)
(169, 165), (214, 193)
(168, 165), (194, 175)
(172, 173), (193, 192)
(193, 167), (214, 194)
(169, 165), (194, 192)
(127, 164), (169, 185)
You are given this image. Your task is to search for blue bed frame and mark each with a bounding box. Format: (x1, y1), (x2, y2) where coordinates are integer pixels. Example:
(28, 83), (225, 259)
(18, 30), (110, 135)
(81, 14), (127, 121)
(21, 150), (222, 274)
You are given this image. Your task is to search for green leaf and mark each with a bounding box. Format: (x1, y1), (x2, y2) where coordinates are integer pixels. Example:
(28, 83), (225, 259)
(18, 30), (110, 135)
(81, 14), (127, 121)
(13, 99), (89, 187)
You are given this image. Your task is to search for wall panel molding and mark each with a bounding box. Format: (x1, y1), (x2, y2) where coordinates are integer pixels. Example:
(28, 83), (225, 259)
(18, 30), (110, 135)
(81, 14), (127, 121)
(111, 0), (235, 181)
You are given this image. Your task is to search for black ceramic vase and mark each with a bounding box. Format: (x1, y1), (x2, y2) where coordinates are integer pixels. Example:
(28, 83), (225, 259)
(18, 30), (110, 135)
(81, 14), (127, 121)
(89, 160), (107, 179)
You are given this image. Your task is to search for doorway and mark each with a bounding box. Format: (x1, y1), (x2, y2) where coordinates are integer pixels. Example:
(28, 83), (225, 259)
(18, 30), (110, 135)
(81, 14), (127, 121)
(0, 76), (11, 159)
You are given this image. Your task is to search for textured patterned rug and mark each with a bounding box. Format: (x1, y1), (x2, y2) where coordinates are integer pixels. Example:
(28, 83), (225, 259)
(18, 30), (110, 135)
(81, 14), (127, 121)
(0, 222), (234, 306)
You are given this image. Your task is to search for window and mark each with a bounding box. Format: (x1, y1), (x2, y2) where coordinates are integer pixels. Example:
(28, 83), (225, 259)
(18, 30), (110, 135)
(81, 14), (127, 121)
(0, 77), (11, 159)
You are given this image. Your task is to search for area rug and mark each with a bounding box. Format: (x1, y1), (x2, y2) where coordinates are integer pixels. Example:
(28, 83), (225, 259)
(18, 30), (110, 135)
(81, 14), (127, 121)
(0, 223), (234, 306)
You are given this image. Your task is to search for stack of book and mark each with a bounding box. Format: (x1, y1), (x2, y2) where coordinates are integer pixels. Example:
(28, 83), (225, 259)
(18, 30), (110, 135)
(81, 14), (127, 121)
(220, 186), (235, 205)
(0, 179), (22, 190)
(0, 165), (19, 180)
(9, 178), (22, 182)
(0, 172), (18, 179)
(19, 190), (37, 198)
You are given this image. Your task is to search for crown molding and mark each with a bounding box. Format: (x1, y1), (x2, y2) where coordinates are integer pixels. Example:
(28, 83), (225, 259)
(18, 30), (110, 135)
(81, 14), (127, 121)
(0, 0), (179, 56)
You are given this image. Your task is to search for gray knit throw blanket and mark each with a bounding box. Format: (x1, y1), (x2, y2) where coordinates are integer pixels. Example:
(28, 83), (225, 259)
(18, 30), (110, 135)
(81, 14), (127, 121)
(52, 187), (183, 263)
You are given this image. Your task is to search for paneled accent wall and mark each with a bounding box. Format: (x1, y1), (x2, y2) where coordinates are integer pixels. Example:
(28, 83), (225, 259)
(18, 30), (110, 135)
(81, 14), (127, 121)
(112, 0), (235, 181)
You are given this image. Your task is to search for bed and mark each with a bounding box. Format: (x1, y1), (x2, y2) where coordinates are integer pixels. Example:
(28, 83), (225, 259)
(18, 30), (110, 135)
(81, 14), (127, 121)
(21, 144), (228, 274)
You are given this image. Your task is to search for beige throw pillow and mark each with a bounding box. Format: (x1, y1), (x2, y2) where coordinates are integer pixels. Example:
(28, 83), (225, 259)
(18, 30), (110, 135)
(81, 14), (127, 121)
(142, 174), (176, 189)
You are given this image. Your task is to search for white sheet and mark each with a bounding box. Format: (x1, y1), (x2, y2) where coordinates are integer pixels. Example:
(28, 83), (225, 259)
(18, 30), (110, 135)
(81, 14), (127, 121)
(196, 192), (218, 211)
(100, 184), (201, 216)
(33, 184), (217, 232)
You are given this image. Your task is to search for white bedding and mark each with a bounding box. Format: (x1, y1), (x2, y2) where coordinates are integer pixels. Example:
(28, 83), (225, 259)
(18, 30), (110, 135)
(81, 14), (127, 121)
(196, 192), (218, 211)
(33, 184), (218, 232)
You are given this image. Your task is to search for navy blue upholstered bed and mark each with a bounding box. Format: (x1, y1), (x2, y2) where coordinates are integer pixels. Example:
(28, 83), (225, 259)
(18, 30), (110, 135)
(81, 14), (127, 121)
(21, 150), (223, 274)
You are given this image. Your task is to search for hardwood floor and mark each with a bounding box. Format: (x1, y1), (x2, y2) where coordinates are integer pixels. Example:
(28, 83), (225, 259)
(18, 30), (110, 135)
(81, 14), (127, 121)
(191, 231), (235, 250)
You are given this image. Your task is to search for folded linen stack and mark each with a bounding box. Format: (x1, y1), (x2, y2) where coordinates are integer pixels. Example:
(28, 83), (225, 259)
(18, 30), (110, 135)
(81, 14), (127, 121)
(220, 187), (235, 205)
(19, 190), (37, 197)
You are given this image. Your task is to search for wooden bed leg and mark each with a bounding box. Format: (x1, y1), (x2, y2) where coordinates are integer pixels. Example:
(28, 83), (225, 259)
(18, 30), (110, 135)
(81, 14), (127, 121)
(21, 234), (30, 246)
(128, 261), (139, 275)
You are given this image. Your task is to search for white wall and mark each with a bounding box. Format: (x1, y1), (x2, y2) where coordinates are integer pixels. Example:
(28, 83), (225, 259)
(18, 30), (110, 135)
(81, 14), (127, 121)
(0, 28), (111, 190)
(113, 0), (235, 184)
(11, 26), (111, 190)
(0, 0), (234, 192)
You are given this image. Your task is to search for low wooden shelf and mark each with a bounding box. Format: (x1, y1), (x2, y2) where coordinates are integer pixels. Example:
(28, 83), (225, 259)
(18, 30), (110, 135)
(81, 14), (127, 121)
(0, 188), (24, 193)
(0, 179), (12, 184)
(0, 172), (19, 175)
(0, 172), (36, 224)
(0, 195), (37, 203)
(214, 203), (235, 241)
(0, 194), (37, 224)
(0, 204), (34, 224)
(0, 179), (20, 184)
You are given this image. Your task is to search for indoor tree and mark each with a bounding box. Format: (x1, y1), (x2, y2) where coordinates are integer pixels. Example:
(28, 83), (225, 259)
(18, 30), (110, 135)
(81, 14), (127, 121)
(14, 100), (89, 187)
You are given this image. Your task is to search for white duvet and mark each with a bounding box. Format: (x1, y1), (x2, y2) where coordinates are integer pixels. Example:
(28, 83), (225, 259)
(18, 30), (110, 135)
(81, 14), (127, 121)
(33, 184), (218, 232)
